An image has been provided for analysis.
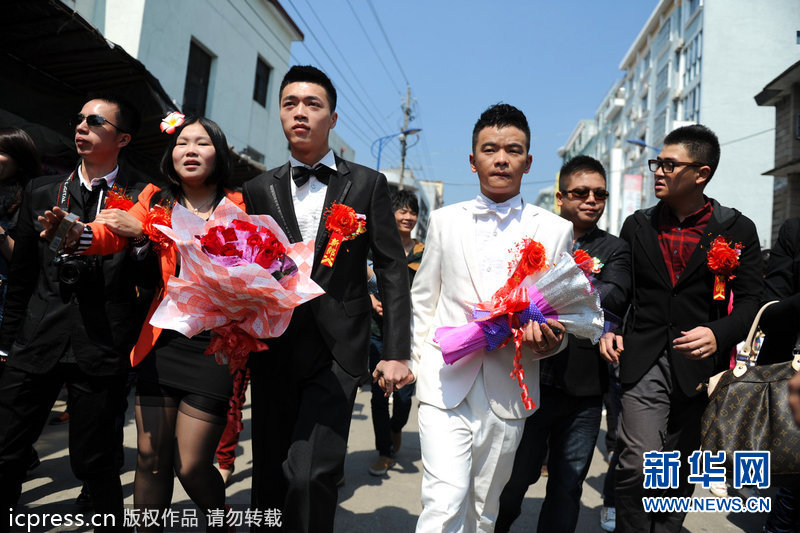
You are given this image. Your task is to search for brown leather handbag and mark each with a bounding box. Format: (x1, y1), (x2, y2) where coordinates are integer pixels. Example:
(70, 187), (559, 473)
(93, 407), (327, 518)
(700, 301), (800, 486)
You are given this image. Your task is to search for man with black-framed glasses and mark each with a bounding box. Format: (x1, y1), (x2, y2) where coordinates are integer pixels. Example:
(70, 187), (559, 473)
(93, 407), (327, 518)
(497, 155), (631, 533)
(0, 95), (148, 531)
(598, 124), (762, 532)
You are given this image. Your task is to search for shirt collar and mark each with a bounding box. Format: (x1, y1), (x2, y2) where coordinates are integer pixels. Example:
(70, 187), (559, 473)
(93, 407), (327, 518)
(289, 150), (337, 172)
(77, 164), (119, 191)
(661, 195), (713, 226)
(474, 192), (524, 211)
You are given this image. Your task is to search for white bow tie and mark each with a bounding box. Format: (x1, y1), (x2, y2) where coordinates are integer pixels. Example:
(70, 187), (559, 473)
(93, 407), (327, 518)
(472, 196), (522, 221)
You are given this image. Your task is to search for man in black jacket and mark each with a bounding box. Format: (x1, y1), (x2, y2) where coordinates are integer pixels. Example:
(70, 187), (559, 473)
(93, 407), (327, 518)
(599, 124), (762, 533)
(496, 155), (631, 533)
(242, 66), (412, 532)
(0, 96), (146, 531)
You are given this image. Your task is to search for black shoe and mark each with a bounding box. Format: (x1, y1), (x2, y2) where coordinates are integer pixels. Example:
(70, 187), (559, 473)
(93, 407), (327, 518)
(75, 485), (92, 508)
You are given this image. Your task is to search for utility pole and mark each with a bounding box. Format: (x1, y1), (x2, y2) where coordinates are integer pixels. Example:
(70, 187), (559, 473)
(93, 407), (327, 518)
(398, 85), (412, 190)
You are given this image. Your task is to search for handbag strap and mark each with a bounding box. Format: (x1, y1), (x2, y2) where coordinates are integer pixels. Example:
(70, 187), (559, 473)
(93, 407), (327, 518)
(732, 301), (779, 376)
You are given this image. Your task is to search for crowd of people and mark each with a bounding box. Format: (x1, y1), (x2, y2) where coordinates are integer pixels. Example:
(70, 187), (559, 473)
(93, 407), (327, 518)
(0, 63), (798, 533)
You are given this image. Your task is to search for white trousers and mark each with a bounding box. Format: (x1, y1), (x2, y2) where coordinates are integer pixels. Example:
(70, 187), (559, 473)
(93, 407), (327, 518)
(416, 370), (526, 533)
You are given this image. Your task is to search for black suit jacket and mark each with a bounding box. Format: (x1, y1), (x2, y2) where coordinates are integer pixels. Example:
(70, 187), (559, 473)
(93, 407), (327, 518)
(546, 227), (631, 396)
(242, 156), (411, 376)
(619, 199), (763, 397)
(0, 167), (147, 376)
(759, 217), (800, 364)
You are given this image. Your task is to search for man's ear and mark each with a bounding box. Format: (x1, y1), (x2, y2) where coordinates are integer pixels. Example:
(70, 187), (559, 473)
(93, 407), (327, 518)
(524, 154), (533, 173)
(695, 165), (711, 186)
(117, 133), (131, 148)
(329, 112), (338, 130)
(469, 153), (477, 173)
(555, 189), (564, 208)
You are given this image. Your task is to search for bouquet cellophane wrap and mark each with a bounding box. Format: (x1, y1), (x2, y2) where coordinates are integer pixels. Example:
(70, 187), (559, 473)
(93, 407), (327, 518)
(149, 199), (324, 340)
(435, 251), (604, 365)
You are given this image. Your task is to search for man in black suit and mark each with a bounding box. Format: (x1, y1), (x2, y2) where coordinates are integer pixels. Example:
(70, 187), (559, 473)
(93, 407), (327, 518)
(496, 155), (631, 533)
(599, 124), (762, 532)
(242, 66), (412, 532)
(0, 96), (146, 531)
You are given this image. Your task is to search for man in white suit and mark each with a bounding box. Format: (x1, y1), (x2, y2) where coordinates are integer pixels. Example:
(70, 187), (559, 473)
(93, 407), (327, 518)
(411, 103), (573, 532)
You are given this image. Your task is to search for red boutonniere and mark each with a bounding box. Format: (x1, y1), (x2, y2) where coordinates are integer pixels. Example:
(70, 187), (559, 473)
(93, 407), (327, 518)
(573, 249), (604, 276)
(143, 202), (174, 251)
(104, 187), (135, 211)
(320, 203), (366, 267)
(706, 236), (742, 301)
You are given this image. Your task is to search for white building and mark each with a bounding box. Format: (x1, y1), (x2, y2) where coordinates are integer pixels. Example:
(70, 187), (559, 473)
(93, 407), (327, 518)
(561, 0), (800, 246)
(66, 0), (303, 169)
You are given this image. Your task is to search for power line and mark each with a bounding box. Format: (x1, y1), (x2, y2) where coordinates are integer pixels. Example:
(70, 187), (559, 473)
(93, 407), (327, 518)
(298, 0), (387, 118)
(366, 0), (410, 85)
(284, 0), (392, 140)
(344, 0), (403, 93)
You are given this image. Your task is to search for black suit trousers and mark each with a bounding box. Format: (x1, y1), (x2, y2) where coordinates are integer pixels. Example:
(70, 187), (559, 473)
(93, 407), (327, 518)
(250, 304), (360, 533)
(0, 364), (126, 531)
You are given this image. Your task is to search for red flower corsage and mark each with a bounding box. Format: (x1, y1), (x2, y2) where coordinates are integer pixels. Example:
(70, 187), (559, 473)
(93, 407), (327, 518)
(706, 236), (742, 301)
(143, 203), (174, 251)
(104, 188), (135, 211)
(320, 203), (366, 267)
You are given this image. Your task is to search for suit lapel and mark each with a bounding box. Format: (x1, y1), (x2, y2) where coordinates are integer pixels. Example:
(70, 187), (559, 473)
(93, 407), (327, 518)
(266, 164), (302, 243)
(313, 157), (352, 258)
(459, 203), (486, 302)
(632, 206), (672, 288)
(66, 173), (86, 216)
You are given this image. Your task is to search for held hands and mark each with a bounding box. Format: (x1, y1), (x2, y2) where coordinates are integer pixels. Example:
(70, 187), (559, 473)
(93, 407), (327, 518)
(599, 332), (624, 364)
(372, 359), (415, 397)
(369, 294), (383, 316)
(522, 318), (565, 356)
(673, 326), (717, 360)
(39, 206), (84, 245)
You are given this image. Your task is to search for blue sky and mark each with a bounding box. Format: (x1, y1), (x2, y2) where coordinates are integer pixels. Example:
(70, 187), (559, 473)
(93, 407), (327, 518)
(283, 0), (657, 205)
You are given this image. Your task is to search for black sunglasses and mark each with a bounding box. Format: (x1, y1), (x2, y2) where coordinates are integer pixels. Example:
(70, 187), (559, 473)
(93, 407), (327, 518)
(561, 187), (609, 200)
(72, 113), (128, 133)
(648, 159), (705, 173)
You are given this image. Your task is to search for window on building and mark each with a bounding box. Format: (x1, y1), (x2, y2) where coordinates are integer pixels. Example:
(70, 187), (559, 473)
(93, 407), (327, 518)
(656, 63), (670, 97)
(183, 41), (213, 117)
(681, 85), (701, 122)
(688, 0), (701, 17)
(655, 18), (672, 52)
(682, 32), (702, 87)
(253, 57), (271, 107)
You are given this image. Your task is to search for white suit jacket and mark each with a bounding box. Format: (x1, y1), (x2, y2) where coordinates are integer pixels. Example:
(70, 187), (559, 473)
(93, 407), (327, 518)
(410, 200), (573, 420)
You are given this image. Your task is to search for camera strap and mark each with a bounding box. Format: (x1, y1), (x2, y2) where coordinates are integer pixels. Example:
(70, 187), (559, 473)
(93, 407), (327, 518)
(56, 171), (77, 211)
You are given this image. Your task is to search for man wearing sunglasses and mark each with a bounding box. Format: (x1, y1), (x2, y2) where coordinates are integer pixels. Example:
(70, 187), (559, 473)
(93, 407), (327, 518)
(497, 155), (631, 533)
(598, 124), (762, 532)
(0, 95), (147, 531)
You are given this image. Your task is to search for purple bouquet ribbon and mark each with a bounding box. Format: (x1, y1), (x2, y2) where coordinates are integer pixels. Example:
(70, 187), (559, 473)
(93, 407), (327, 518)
(434, 286), (558, 365)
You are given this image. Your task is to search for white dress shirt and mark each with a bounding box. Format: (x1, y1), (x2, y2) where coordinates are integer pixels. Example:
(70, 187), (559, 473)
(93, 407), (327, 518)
(472, 192), (525, 296)
(289, 150), (337, 241)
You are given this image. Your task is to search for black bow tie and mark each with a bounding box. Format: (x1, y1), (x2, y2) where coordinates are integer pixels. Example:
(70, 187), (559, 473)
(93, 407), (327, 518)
(292, 165), (335, 187)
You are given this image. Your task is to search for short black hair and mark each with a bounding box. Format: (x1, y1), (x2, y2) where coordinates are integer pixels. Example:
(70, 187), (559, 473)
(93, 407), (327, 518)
(559, 155), (606, 190)
(663, 124), (721, 180)
(86, 93), (141, 136)
(0, 127), (41, 184)
(472, 103), (530, 153)
(159, 116), (231, 190)
(279, 65), (337, 112)
(391, 189), (419, 214)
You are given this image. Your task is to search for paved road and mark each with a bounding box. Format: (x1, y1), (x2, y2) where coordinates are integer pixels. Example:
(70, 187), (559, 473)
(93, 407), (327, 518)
(20, 386), (769, 532)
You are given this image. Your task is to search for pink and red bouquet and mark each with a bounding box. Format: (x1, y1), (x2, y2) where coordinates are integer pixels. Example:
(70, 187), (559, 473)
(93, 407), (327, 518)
(707, 236), (742, 301)
(149, 199), (323, 369)
(434, 246), (604, 410)
(320, 203), (366, 267)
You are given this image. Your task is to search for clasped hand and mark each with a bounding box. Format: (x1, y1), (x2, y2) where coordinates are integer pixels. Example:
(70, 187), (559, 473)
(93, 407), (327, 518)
(372, 359), (415, 397)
